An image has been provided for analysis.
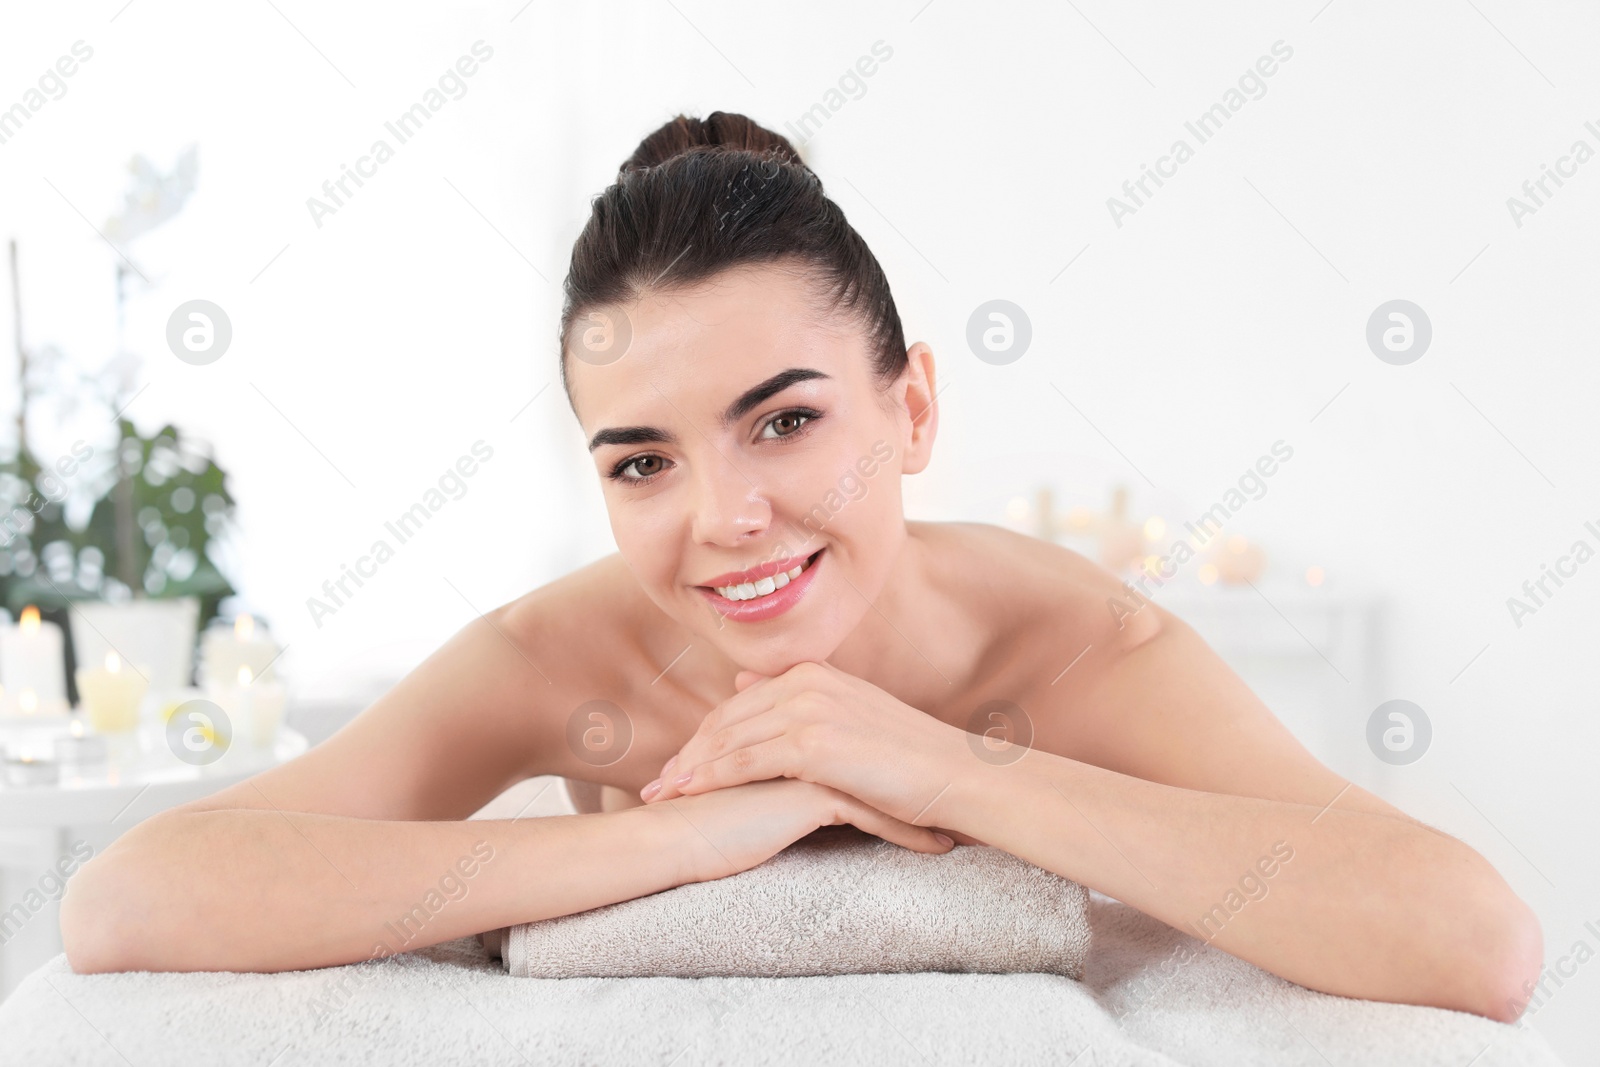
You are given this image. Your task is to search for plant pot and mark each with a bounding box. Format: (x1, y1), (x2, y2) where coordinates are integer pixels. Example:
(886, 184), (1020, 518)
(67, 596), (200, 704)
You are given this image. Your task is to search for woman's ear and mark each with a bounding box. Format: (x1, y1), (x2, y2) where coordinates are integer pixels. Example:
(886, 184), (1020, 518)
(898, 342), (938, 475)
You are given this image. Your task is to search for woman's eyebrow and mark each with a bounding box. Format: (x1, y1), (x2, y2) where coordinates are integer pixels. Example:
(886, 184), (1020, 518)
(587, 368), (831, 452)
(722, 367), (830, 424)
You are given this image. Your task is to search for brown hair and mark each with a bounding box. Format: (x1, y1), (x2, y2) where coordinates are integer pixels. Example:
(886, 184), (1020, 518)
(558, 111), (908, 412)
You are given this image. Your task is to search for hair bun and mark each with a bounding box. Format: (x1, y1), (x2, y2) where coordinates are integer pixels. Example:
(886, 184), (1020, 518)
(620, 111), (805, 175)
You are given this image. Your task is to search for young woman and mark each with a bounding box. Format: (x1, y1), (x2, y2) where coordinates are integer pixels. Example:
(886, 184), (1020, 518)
(61, 112), (1540, 1023)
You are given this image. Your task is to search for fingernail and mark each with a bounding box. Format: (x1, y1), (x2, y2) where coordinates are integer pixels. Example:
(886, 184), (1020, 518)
(641, 779), (661, 800)
(662, 756), (677, 777)
(672, 772), (693, 788)
(934, 833), (954, 847)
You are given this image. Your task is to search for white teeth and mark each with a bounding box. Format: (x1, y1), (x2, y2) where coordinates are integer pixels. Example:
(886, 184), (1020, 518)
(714, 556), (813, 601)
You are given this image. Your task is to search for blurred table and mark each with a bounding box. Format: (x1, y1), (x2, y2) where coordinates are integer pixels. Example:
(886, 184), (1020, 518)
(0, 729), (308, 828)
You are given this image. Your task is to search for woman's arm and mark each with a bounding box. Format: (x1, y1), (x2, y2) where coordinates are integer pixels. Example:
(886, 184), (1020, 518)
(642, 599), (1542, 1023)
(931, 611), (1544, 1024)
(939, 749), (1539, 1022)
(59, 595), (665, 973)
(61, 804), (691, 973)
(64, 776), (956, 974)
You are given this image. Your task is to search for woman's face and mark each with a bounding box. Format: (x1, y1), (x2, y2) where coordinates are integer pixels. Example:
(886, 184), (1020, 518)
(567, 263), (937, 676)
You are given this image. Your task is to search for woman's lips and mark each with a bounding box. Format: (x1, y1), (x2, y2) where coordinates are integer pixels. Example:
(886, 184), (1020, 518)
(696, 549), (824, 623)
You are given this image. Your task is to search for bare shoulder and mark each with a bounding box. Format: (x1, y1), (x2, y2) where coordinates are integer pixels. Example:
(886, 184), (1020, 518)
(152, 552), (669, 826)
(497, 551), (646, 642)
(930, 524), (1421, 821)
(913, 519), (1165, 657)
(492, 552), (683, 778)
(494, 551), (661, 697)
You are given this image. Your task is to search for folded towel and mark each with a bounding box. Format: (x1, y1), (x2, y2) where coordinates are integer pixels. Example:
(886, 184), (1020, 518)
(480, 824), (1091, 979)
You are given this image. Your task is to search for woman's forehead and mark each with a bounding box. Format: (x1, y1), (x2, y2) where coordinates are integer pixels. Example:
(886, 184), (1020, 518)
(569, 272), (864, 427)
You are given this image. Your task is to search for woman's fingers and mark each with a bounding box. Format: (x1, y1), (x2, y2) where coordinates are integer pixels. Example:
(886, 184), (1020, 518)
(831, 793), (956, 855)
(647, 719), (790, 803)
(655, 735), (799, 801)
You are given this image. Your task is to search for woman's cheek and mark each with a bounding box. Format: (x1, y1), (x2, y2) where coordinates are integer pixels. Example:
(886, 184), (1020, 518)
(613, 520), (677, 599)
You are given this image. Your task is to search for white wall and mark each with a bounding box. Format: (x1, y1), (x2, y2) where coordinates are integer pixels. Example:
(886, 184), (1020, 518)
(1, 0), (1595, 1053)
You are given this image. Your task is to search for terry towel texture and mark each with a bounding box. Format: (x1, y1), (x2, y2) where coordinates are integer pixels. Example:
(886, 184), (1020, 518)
(4, 893), (1567, 1066)
(482, 824), (1092, 979)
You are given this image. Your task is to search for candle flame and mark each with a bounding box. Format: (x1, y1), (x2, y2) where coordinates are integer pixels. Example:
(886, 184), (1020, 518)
(105, 651), (121, 672)
(235, 614), (255, 640)
(20, 605), (40, 635)
(71, 719), (86, 738)
(238, 665), (254, 687)
(20, 689), (37, 714)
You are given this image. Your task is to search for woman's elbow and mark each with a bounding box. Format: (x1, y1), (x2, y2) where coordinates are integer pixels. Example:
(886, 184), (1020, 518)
(60, 852), (145, 975)
(1472, 895), (1544, 1025)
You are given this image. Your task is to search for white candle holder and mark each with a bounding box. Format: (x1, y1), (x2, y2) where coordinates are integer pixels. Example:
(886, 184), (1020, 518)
(198, 614), (281, 691)
(207, 665), (287, 750)
(2, 750), (61, 788)
(54, 717), (110, 769)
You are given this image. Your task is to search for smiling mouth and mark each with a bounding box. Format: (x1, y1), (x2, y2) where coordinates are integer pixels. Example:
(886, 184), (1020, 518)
(703, 549), (824, 602)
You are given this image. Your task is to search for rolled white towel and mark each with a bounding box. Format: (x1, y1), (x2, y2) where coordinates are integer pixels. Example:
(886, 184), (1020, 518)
(480, 824), (1091, 979)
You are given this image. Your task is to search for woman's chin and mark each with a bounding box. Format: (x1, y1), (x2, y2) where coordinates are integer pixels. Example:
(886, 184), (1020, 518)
(725, 638), (840, 679)
(724, 652), (796, 678)
(739, 656), (804, 678)
(680, 592), (851, 677)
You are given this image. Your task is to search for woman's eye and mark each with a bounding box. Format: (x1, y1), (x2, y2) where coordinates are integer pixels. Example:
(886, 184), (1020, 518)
(608, 410), (819, 486)
(613, 455), (668, 482)
(760, 410), (819, 440)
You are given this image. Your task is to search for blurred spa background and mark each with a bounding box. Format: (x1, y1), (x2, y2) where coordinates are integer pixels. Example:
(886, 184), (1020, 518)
(0, 1), (1595, 1054)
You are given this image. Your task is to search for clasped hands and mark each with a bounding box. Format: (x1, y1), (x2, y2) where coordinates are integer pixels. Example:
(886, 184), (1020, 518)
(640, 659), (979, 843)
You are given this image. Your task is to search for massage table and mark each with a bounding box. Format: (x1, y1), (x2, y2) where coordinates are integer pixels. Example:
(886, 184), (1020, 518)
(0, 777), (1567, 1065)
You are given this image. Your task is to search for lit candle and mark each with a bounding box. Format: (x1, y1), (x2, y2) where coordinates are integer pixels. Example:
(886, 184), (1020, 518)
(2, 749), (60, 788)
(75, 651), (149, 734)
(199, 614), (281, 691)
(227, 665), (286, 749)
(0, 606), (69, 716)
(54, 716), (110, 768)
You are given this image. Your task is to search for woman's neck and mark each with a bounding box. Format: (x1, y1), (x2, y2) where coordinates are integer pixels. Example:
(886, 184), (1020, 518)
(823, 521), (977, 716)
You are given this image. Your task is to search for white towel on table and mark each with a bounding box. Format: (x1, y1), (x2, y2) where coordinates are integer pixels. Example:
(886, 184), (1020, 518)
(480, 824), (1091, 979)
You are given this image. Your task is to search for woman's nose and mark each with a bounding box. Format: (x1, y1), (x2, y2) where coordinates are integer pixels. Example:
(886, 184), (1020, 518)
(689, 461), (771, 546)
